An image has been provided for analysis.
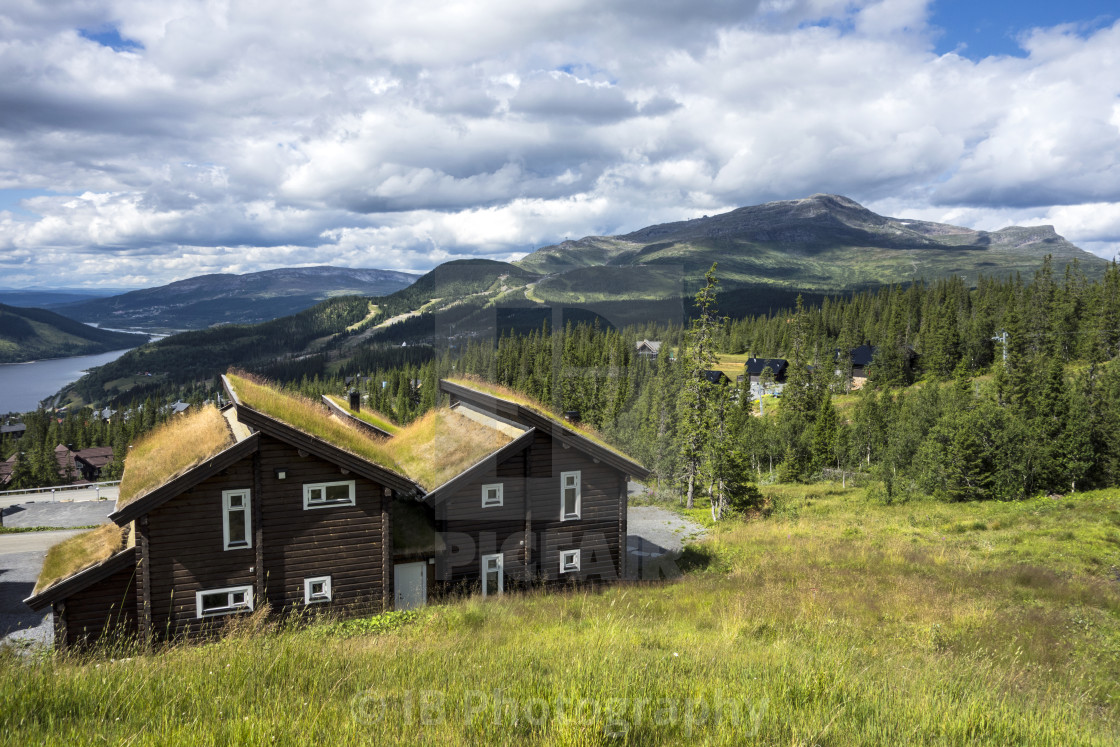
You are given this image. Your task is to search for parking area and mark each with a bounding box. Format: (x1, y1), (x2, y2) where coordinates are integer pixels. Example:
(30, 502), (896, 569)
(0, 529), (88, 648)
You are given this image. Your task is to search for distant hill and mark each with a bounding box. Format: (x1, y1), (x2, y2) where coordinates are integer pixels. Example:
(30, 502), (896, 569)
(0, 288), (126, 308)
(56, 266), (419, 331)
(516, 194), (1106, 313)
(0, 304), (149, 364)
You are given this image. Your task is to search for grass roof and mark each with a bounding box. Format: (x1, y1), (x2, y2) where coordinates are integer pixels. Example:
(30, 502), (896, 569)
(116, 405), (235, 509)
(323, 394), (400, 435)
(227, 373), (513, 491)
(443, 375), (633, 460)
(34, 523), (124, 595)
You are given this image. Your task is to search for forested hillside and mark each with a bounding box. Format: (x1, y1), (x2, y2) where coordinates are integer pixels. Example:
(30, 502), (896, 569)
(0, 304), (147, 363)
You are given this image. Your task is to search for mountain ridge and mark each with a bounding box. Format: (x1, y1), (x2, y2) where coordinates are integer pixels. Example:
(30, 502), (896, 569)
(56, 266), (419, 331)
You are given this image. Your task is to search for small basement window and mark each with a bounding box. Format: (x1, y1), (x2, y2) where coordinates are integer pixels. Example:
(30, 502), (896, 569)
(304, 480), (356, 509)
(304, 576), (333, 604)
(222, 489), (252, 550)
(481, 483), (503, 508)
(560, 549), (581, 574)
(560, 471), (581, 521)
(196, 586), (254, 618)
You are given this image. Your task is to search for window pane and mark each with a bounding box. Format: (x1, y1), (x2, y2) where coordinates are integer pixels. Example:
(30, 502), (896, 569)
(227, 509), (246, 542)
(309, 487), (323, 503)
(229, 494), (243, 508)
(564, 488), (576, 514)
(311, 582), (324, 596)
(325, 484), (350, 502)
(201, 593), (226, 611)
(231, 591), (245, 605)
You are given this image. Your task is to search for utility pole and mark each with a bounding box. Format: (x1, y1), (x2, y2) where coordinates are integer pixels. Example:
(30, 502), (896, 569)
(992, 331), (1008, 362)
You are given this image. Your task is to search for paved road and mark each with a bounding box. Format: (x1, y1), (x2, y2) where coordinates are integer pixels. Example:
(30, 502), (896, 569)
(626, 506), (706, 581)
(0, 485), (119, 509)
(3, 501), (115, 528)
(0, 530), (86, 648)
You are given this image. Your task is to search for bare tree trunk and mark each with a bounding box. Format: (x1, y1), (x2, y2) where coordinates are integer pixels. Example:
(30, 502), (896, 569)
(686, 468), (695, 509)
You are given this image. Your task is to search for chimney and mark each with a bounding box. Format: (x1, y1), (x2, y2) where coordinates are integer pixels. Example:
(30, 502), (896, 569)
(349, 390), (361, 412)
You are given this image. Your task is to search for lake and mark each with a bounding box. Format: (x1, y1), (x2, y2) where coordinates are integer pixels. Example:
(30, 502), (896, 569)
(0, 348), (136, 414)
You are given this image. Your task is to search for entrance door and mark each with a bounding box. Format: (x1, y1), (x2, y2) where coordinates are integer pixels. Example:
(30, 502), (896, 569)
(481, 553), (503, 598)
(394, 562), (427, 610)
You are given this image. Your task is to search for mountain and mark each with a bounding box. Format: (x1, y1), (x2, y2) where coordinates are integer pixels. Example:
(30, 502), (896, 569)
(516, 194), (1105, 310)
(0, 288), (129, 308)
(55, 266), (420, 332)
(0, 304), (149, 364)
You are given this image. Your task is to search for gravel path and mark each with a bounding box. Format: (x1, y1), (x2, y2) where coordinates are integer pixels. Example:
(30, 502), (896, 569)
(0, 529), (87, 649)
(626, 505), (706, 581)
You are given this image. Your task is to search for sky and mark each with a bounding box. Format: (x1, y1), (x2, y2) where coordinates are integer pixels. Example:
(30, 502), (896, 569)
(1, 0), (1119, 290)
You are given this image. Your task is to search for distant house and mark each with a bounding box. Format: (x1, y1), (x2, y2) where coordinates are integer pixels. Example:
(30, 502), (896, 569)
(0, 422), (26, 441)
(74, 447), (114, 483)
(53, 445), (85, 484)
(635, 340), (662, 360)
(25, 375), (647, 649)
(836, 344), (915, 389)
(0, 454), (16, 487)
(702, 370), (731, 386)
(744, 358), (788, 384)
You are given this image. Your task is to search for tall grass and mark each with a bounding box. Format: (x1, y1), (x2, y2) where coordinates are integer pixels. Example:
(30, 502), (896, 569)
(5, 486), (1119, 744)
(116, 405), (233, 508)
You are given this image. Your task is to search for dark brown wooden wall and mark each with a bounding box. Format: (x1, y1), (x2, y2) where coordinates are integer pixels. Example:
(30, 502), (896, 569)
(61, 563), (138, 648)
(528, 431), (625, 585)
(435, 429), (627, 590)
(143, 437), (389, 639)
(439, 446), (528, 586)
(257, 435), (386, 616)
(144, 457), (257, 638)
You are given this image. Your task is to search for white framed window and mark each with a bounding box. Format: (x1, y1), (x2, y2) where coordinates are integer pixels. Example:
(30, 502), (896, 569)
(304, 576), (332, 604)
(303, 480), (356, 510)
(560, 471), (581, 521)
(560, 549), (581, 574)
(481, 553), (503, 598)
(195, 585), (254, 618)
(481, 483), (504, 508)
(222, 489), (251, 550)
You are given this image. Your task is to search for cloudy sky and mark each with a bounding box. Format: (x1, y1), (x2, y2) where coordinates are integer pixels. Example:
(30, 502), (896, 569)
(1, 0), (1118, 289)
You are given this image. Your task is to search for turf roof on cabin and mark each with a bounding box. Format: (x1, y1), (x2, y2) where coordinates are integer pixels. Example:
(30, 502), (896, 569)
(442, 375), (633, 459)
(33, 523), (125, 595)
(322, 394), (401, 435)
(115, 404), (235, 510)
(225, 373), (514, 491)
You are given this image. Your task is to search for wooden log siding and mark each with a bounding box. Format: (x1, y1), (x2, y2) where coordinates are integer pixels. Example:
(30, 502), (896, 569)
(438, 444), (530, 586)
(529, 440), (625, 585)
(60, 564), (138, 649)
(145, 456), (258, 639)
(256, 435), (386, 617)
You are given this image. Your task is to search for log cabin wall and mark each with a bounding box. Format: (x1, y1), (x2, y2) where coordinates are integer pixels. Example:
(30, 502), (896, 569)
(62, 564), (138, 649)
(144, 456), (257, 640)
(437, 445), (530, 588)
(528, 431), (625, 585)
(256, 434), (387, 617)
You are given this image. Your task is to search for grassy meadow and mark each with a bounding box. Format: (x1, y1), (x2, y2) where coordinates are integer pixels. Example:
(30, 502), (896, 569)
(2, 484), (1119, 745)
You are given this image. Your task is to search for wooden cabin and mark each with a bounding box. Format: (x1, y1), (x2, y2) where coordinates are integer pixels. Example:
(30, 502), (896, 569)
(24, 375), (647, 649)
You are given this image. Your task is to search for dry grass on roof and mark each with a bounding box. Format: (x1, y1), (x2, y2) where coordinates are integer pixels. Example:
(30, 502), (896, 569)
(116, 405), (234, 509)
(444, 375), (632, 459)
(226, 373), (406, 477)
(384, 408), (514, 490)
(34, 523), (124, 595)
(323, 394), (400, 435)
(227, 372), (513, 491)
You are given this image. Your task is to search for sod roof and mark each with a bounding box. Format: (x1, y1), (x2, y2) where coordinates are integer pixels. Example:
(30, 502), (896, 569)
(226, 373), (514, 491)
(442, 375), (632, 459)
(322, 394), (401, 435)
(116, 405), (235, 510)
(33, 523), (124, 595)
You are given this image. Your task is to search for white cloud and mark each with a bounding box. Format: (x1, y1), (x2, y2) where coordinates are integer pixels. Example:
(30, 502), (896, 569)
(0, 0), (1118, 288)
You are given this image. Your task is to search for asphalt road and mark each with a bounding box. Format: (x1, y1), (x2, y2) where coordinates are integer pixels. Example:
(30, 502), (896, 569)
(0, 529), (87, 648)
(626, 506), (706, 581)
(2, 501), (115, 528)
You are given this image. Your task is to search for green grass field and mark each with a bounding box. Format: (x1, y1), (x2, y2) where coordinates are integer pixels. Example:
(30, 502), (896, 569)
(2, 485), (1118, 745)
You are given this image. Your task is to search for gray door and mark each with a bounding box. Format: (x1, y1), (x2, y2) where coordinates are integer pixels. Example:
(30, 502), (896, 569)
(394, 561), (427, 610)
